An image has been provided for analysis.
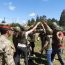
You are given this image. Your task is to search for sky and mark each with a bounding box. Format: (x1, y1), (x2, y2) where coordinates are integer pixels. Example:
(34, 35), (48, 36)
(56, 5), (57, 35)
(0, 0), (65, 24)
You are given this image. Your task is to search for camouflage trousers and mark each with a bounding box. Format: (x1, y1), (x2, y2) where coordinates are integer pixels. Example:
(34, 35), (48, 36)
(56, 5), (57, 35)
(0, 53), (15, 65)
(0, 53), (4, 65)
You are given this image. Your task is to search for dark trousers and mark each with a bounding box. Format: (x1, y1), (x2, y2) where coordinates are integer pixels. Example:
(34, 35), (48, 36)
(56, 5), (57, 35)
(14, 47), (28, 65)
(14, 49), (21, 65)
(51, 48), (65, 65)
(0, 53), (5, 65)
(30, 42), (35, 55)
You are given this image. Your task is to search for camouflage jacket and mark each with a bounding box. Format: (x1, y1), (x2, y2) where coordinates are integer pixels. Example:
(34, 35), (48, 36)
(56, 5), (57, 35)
(0, 35), (15, 55)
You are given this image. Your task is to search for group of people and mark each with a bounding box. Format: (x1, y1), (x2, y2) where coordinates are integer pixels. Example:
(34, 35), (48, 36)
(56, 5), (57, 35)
(39, 22), (65, 65)
(0, 21), (65, 65)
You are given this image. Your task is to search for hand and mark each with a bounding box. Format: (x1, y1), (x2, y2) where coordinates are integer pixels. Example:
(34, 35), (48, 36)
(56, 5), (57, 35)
(40, 22), (43, 25)
(37, 22), (41, 25)
(42, 21), (47, 25)
(39, 48), (44, 54)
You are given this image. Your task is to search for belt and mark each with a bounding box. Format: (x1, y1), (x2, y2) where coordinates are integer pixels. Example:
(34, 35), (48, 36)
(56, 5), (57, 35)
(47, 35), (52, 38)
(18, 43), (26, 47)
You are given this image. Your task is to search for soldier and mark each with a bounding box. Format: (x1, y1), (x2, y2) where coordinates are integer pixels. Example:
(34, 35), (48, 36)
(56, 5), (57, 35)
(51, 22), (65, 65)
(28, 32), (35, 56)
(13, 22), (41, 65)
(39, 23), (46, 54)
(13, 26), (22, 65)
(40, 21), (53, 65)
(28, 25), (36, 56)
(0, 25), (15, 65)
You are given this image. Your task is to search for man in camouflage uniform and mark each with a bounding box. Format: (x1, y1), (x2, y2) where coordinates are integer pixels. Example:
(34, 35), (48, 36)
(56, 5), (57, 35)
(39, 27), (46, 54)
(28, 32), (35, 56)
(0, 25), (15, 65)
(51, 22), (65, 65)
(13, 22), (40, 65)
(13, 26), (22, 65)
(40, 21), (53, 65)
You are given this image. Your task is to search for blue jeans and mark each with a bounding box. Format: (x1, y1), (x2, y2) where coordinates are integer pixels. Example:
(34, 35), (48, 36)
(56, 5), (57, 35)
(51, 48), (65, 65)
(46, 48), (53, 65)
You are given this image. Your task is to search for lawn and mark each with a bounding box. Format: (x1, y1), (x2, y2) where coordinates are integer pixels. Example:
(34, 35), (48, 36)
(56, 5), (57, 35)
(20, 35), (65, 65)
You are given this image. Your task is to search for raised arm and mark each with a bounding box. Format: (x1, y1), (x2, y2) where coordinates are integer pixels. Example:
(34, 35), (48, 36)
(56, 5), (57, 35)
(40, 22), (46, 33)
(25, 22), (40, 39)
(26, 22), (40, 35)
(42, 21), (53, 34)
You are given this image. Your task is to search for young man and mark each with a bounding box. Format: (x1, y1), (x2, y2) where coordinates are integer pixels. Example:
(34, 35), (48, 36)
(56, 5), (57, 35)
(0, 25), (15, 65)
(39, 22), (46, 54)
(13, 22), (40, 65)
(40, 21), (53, 65)
(51, 22), (65, 65)
(28, 32), (35, 56)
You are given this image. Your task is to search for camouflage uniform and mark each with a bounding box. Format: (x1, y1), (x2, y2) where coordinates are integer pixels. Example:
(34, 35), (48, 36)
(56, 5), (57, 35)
(0, 35), (15, 65)
(28, 33), (35, 55)
(13, 31), (29, 65)
(41, 21), (53, 65)
(51, 22), (65, 65)
(39, 32), (46, 54)
(13, 26), (29, 65)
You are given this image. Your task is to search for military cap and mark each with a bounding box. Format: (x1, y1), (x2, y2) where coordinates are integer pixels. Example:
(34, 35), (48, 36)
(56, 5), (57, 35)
(52, 22), (62, 31)
(52, 22), (58, 27)
(24, 25), (30, 31)
(14, 26), (21, 32)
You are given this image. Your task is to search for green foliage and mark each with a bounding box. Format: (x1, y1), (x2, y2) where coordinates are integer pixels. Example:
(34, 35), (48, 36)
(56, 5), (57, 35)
(36, 15), (47, 22)
(39, 15), (47, 22)
(27, 20), (31, 26)
(11, 23), (21, 27)
(31, 18), (36, 24)
(36, 15), (40, 22)
(27, 18), (36, 26)
(10, 23), (25, 31)
(27, 15), (58, 27)
(59, 10), (65, 26)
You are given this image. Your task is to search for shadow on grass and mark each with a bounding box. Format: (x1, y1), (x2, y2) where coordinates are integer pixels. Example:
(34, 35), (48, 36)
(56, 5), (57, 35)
(28, 52), (47, 65)
(28, 59), (38, 65)
(34, 52), (46, 58)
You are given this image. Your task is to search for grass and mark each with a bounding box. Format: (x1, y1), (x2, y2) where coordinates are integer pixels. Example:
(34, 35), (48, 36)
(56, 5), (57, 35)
(20, 35), (65, 65)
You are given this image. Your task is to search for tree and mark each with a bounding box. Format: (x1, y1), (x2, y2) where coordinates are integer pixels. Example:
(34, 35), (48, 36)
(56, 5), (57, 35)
(47, 18), (52, 26)
(27, 20), (31, 26)
(59, 10), (65, 26)
(40, 15), (47, 22)
(31, 18), (36, 24)
(36, 15), (40, 22)
(27, 18), (36, 26)
(51, 18), (58, 22)
(1, 17), (6, 23)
